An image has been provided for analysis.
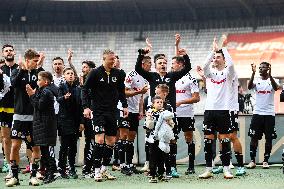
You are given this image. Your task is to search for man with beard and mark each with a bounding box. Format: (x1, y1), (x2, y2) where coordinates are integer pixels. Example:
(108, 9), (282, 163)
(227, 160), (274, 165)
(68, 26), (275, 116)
(0, 44), (18, 180)
(246, 62), (280, 169)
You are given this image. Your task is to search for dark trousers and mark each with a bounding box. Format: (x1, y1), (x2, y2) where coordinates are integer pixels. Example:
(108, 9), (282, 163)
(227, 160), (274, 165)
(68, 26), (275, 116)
(58, 134), (78, 170)
(41, 146), (57, 176)
(149, 141), (166, 177)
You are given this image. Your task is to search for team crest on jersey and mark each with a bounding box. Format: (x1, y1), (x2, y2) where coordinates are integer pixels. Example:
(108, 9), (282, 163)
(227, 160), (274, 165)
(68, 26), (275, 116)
(165, 78), (171, 83)
(112, 77), (117, 82)
(31, 75), (37, 81)
(100, 78), (104, 82)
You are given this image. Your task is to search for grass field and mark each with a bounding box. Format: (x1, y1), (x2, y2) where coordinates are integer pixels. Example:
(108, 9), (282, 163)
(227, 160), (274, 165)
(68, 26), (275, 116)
(1, 164), (284, 189)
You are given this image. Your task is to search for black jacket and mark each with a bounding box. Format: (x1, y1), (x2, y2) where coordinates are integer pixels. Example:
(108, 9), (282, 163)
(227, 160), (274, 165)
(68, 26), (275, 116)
(11, 67), (44, 116)
(30, 85), (57, 146)
(135, 54), (191, 111)
(0, 64), (18, 109)
(82, 65), (127, 113)
(57, 81), (83, 136)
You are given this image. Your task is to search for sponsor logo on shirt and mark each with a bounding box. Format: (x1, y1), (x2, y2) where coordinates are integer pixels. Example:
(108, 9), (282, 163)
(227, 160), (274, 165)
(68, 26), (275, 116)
(210, 78), (226, 84)
(257, 90), (271, 94)
(176, 90), (186, 93)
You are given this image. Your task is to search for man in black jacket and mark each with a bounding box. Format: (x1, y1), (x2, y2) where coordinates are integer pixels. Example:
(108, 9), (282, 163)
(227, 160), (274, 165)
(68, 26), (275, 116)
(0, 44), (18, 179)
(6, 49), (44, 187)
(82, 49), (128, 182)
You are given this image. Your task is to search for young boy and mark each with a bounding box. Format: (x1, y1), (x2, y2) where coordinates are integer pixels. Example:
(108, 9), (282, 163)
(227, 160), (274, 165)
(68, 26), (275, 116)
(57, 67), (84, 179)
(26, 71), (58, 184)
(145, 96), (167, 183)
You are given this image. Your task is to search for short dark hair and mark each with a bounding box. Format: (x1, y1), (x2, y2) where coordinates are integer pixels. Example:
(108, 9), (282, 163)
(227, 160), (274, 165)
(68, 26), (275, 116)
(24, 49), (40, 60)
(260, 61), (270, 67)
(38, 71), (53, 84)
(2, 44), (14, 52)
(142, 56), (151, 64)
(172, 56), (185, 63)
(82, 60), (96, 69)
(215, 49), (224, 59)
(52, 57), (64, 63)
(152, 95), (163, 103)
(154, 53), (166, 63)
(63, 67), (74, 74)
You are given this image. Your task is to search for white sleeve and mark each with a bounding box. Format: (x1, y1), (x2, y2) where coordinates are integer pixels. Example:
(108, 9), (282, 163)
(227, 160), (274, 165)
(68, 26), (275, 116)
(222, 47), (236, 80)
(124, 72), (133, 89)
(0, 74), (11, 100)
(203, 51), (214, 78)
(190, 77), (199, 93)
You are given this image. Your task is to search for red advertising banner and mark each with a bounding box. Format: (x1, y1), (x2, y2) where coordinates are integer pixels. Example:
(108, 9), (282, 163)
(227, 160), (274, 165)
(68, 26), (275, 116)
(227, 32), (284, 79)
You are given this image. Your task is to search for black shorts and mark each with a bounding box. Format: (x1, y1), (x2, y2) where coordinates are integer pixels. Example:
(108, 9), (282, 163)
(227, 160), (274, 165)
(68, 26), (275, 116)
(229, 111), (239, 132)
(176, 117), (195, 133)
(118, 112), (139, 132)
(0, 112), (13, 128)
(92, 112), (117, 136)
(248, 114), (277, 140)
(203, 110), (231, 135)
(11, 120), (34, 147)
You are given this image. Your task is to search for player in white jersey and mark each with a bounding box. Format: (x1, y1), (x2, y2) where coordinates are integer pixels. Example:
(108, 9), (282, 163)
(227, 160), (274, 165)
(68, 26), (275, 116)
(247, 62), (280, 169)
(172, 56), (200, 175)
(212, 74), (246, 176)
(118, 56), (150, 175)
(199, 36), (236, 179)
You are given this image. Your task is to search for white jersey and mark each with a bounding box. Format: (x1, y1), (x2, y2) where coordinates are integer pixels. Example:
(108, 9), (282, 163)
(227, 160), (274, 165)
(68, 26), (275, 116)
(53, 75), (64, 114)
(228, 74), (239, 111)
(252, 77), (278, 116)
(204, 48), (236, 110)
(175, 73), (199, 117)
(124, 70), (149, 113)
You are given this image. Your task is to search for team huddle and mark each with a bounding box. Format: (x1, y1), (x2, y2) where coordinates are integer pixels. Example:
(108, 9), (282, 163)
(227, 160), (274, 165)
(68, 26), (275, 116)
(0, 34), (282, 186)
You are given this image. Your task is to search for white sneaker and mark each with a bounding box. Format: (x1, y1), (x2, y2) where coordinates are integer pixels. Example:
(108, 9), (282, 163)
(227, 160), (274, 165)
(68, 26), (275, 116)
(246, 161), (256, 169)
(29, 177), (42, 186)
(94, 172), (103, 182)
(101, 170), (116, 180)
(198, 170), (213, 179)
(229, 162), (235, 169)
(5, 177), (20, 187)
(224, 170), (234, 179)
(262, 162), (269, 169)
(4, 171), (13, 181)
(141, 161), (149, 172)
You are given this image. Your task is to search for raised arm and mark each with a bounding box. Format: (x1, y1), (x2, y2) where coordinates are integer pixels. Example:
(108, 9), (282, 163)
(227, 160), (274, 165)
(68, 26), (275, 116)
(221, 35), (236, 80)
(174, 34), (180, 56)
(67, 49), (78, 79)
(203, 37), (218, 78)
(170, 48), (192, 81)
(268, 65), (279, 91)
(135, 50), (154, 82)
(248, 63), (256, 90)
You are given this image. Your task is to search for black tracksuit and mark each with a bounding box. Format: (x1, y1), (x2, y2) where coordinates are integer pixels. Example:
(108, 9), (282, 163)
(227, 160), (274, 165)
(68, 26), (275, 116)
(135, 54), (191, 111)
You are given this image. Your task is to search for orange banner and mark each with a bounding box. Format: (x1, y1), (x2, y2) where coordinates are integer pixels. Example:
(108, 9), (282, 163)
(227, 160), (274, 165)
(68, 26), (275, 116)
(227, 32), (284, 78)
